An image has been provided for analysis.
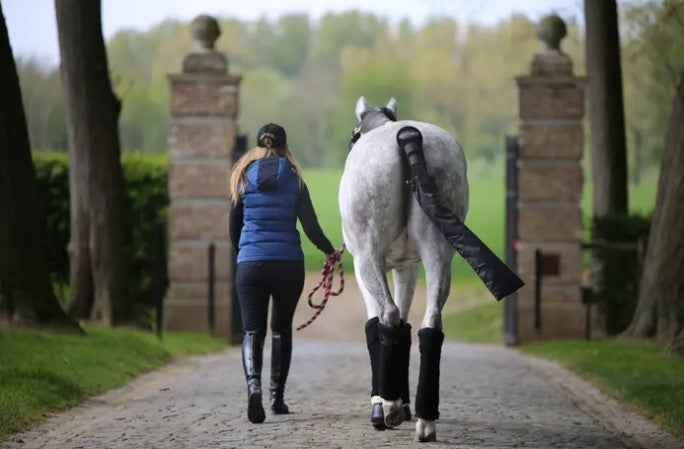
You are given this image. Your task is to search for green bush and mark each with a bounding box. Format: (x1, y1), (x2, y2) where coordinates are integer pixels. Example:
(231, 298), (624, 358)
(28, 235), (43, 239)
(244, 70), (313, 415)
(592, 213), (651, 334)
(33, 153), (70, 292)
(33, 152), (169, 321)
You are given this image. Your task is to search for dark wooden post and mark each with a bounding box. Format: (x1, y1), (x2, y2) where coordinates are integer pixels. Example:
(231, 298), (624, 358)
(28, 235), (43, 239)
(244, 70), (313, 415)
(504, 136), (519, 346)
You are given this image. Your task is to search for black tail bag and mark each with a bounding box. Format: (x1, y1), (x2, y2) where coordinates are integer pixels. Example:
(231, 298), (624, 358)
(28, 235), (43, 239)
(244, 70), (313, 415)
(397, 126), (524, 300)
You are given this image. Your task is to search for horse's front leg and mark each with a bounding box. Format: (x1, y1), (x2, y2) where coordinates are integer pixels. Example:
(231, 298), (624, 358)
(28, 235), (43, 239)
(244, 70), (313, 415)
(392, 264), (418, 421)
(354, 255), (406, 428)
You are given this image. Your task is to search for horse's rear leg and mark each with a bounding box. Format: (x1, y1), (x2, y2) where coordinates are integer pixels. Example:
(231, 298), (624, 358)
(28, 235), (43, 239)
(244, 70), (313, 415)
(392, 264), (418, 421)
(415, 254), (451, 442)
(355, 257), (404, 428)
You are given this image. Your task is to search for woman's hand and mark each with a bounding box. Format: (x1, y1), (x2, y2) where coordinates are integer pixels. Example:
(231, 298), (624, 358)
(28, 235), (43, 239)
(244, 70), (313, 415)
(325, 252), (338, 263)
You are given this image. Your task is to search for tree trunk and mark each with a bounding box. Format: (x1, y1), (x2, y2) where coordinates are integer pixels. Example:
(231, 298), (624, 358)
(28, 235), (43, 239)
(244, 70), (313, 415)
(0, 4), (80, 331)
(584, 0), (629, 216)
(625, 74), (684, 355)
(66, 183), (93, 318)
(55, 0), (127, 324)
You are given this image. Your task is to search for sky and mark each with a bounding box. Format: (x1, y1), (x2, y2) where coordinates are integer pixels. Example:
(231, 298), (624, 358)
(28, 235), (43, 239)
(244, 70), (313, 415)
(3, 0), (585, 66)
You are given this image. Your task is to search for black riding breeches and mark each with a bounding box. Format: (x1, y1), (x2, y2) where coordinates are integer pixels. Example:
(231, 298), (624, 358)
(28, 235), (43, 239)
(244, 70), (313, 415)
(235, 260), (305, 336)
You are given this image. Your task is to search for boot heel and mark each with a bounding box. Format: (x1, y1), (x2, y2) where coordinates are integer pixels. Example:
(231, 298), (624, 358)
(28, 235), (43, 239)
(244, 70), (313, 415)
(248, 391), (265, 423)
(270, 396), (290, 414)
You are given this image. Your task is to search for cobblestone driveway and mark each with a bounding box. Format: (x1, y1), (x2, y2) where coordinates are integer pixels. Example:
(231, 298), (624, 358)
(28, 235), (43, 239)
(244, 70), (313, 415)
(3, 276), (680, 448)
(3, 339), (660, 449)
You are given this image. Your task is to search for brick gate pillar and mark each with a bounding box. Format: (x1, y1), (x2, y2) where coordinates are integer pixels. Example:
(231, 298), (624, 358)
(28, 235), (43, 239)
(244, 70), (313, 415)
(165, 15), (241, 337)
(515, 15), (586, 342)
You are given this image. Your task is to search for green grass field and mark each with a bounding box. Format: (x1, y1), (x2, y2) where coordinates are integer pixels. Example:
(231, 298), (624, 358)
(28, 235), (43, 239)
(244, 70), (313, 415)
(521, 339), (684, 439)
(0, 326), (227, 440)
(301, 161), (659, 280)
(442, 298), (503, 344)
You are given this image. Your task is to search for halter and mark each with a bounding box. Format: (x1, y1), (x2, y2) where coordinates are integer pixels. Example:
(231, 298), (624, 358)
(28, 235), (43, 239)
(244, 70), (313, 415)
(348, 107), (397, 151)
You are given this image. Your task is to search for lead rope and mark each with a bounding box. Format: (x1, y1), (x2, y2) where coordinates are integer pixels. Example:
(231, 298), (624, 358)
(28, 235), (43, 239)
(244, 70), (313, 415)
(296, 243), (346, 331)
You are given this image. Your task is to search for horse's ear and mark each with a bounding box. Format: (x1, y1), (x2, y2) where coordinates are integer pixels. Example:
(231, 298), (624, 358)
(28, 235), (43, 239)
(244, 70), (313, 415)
(355, 96), (368, 120)
(386, 97), (398, 116)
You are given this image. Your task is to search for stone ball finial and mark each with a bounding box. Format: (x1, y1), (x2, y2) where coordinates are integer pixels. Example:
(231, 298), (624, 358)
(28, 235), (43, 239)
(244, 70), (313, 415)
(536, 14), (567, 51)
(182, 14), (227, 73)
(190, 15), (221, 51)
(530, 13), (573, 76)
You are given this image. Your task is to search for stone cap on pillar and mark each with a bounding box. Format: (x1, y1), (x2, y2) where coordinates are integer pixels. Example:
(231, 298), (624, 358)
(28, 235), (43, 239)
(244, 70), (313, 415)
(182, 14), (228, 74)
(530, 14), (573, 77)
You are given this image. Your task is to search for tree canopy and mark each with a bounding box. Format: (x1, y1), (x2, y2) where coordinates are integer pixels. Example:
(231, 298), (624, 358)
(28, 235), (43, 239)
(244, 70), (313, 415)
(11, 5), (673, 176)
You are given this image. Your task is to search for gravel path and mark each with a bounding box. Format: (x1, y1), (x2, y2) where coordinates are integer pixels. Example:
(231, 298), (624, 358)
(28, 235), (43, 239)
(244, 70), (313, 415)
(3, 276), (680, 449)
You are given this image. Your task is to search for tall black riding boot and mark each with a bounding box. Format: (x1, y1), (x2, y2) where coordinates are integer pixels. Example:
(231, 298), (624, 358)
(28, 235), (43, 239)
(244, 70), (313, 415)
(379, 322), (404, 428)
(242, 331), (265, 423)
(365, 317), (383, 428)
(269, 329), (292, 414)
(415, 327), (445, 422)
(399, 320), (413, 420)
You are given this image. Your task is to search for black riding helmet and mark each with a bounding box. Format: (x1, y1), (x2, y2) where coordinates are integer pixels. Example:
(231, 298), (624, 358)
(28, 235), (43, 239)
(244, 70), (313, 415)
(257, 123), (287, 149)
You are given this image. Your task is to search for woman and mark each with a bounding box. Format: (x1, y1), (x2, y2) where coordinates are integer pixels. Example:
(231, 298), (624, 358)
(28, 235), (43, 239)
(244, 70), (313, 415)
(229, 123), (335, 424)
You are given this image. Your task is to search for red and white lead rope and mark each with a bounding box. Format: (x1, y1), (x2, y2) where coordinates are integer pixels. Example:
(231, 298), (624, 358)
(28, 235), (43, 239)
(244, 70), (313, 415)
(296, 243), (346, 331)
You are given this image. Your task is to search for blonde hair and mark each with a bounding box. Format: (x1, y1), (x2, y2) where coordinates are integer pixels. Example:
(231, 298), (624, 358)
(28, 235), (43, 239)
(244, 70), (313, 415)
(229, 146), (304, 203)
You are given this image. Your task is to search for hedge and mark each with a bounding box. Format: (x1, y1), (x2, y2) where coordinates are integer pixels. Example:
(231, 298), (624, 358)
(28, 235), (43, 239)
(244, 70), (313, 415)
(592, 213), (651, 335)
(33, 152), (169, 322)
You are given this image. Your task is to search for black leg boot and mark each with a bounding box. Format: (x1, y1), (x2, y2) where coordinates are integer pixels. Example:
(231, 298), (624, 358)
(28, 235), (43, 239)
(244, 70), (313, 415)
(378, 322), (404, 428)
(399, 320), (412, 421)
(269, 329), (292, 414)
(242, 331), (265, 423)
(415, 327), (445, 441)
(365, 317), (384, 429)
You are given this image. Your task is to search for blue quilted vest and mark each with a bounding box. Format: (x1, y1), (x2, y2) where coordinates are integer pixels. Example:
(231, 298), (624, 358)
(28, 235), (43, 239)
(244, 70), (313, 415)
(237, 157), (303, 263)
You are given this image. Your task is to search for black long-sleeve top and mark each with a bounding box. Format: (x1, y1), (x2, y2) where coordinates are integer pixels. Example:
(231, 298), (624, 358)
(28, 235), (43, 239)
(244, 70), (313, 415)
(229, 182), (335, 256)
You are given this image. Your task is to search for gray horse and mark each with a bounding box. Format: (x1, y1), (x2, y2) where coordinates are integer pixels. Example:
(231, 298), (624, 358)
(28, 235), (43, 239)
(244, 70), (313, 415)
(339, 96), (468, 442)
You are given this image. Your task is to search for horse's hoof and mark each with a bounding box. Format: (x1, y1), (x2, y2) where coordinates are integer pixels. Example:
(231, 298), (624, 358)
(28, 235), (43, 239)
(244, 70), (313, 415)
(415, 431), (436, 443)
(403, 403), (412, 421)
(382, 399), (405, 428)
(370, 403), (385, 430)
(372, 421), (386, 430)
(415, 419), (436, 442)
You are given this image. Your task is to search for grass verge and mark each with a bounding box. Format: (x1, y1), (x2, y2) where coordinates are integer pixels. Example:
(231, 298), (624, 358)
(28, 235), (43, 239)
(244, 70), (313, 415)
(0, 325), (227, 440)
(520, 339), (684, 439)
(440, 279), (504, 344)
(442, 300), (503, 344)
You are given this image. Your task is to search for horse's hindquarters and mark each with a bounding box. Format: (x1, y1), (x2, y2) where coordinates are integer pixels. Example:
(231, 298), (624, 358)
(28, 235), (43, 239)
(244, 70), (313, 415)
(339, 137), (406, 257)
